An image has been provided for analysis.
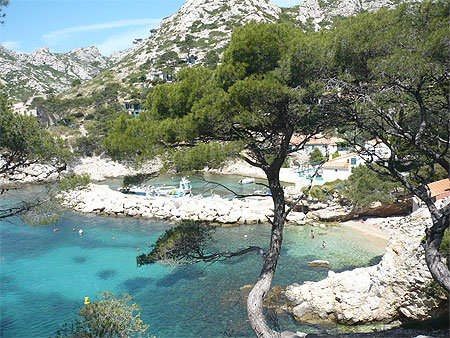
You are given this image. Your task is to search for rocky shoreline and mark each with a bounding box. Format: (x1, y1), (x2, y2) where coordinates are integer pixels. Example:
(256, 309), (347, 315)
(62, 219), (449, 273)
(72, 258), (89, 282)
(0, 156), (161, 185)
(282, 202), (449, 326)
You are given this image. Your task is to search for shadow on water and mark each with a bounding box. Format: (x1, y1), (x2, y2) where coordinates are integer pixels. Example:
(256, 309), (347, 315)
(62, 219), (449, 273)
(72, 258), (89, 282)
(0, 317), (15, 335)
(155, 267), (205, 288)
(72, 256), (87, 264)
(219, 255), (249, 265)
(120, 277), (154, 294)
(0, 231), (58, 258)
(369, 255), (383, 266)
(96, 269), (117, 280)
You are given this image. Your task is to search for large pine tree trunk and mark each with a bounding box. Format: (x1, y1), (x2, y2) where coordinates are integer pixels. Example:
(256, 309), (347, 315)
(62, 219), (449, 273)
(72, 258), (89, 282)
(424, 208), (450, 292)
(247, 173), (286, 338)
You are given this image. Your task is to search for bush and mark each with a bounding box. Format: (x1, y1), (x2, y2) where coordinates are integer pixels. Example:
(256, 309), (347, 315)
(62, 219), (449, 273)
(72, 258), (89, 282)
(341, 165), (403, 207)
(309, 147), (327, 163)
(54, 291), (150, 338)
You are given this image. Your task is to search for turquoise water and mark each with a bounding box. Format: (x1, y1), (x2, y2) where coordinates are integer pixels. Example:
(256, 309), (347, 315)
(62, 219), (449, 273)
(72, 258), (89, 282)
(0, 179), (384, 338)
(100, 173), (288, 198)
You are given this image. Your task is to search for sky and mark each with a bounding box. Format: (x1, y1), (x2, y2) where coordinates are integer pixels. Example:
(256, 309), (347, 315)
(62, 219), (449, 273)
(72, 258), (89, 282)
(0, 0), (301, 56)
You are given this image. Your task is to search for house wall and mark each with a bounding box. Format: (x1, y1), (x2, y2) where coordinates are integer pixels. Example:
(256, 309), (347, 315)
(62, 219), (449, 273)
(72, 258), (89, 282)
(322, 167), (352, 182)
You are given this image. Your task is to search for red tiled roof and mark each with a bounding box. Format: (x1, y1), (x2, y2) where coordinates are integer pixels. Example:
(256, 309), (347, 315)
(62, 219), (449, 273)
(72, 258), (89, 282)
(427, 178), (450, 200)
(323, 162), (349, 169)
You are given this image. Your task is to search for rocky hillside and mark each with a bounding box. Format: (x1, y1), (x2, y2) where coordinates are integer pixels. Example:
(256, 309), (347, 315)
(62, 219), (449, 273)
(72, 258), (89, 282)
(4, 0), (412, 103)
(297, 0), (407, 30)
(0, 45), (110, 102)
(76, 0), (286, 90)
(73, 0), (411, 96)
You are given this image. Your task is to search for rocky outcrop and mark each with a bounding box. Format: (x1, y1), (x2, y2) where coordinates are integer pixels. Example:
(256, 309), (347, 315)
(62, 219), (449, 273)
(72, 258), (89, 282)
(284, 205), (448, 325)
(0, 45), (110, 102)
(67, 156), (161, 181)
(308, 260), (331, 268)
(61, 183), (307, 225)
(0, 156), (160, 185)
(304, 200), (412, 222)
(297, 0), (408, 30)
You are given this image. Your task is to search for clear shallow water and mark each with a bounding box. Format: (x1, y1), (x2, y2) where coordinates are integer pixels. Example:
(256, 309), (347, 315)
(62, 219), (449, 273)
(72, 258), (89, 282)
(100, 173), (289, 199)
(1, 179), (384, 338)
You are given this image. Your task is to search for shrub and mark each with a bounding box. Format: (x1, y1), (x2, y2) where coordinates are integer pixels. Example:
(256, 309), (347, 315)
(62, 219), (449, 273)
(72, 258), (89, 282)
(54, 291), (150, 338)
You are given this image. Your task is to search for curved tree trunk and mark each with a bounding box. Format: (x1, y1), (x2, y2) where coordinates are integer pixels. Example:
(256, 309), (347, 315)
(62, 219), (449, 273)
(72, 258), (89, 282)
(424, 208), (450, 292)
(247, 172), (286, 338)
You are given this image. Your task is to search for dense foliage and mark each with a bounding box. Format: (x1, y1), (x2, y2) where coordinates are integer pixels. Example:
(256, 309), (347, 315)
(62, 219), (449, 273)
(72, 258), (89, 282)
(0, 0), (8, 24)
(341, 166), (404, 207)
(308, 148), (327, 163)
(54, 291), (150, 338)
(137, 220), (214, 266)
(0, 86), (70, 177)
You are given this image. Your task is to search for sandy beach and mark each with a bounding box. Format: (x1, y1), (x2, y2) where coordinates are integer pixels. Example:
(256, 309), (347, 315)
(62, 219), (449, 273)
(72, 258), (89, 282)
(340, 219), (391, 250)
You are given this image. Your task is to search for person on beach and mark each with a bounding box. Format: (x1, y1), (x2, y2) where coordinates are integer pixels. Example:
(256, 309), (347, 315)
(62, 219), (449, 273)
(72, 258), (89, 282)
(322, 241), (325, 249)
(311, 230), (315, 239)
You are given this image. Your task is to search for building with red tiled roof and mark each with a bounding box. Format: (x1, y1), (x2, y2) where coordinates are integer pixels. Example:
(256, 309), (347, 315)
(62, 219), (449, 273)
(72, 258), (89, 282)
(412, 178), (450, 212)
(427, 178), (450, 200)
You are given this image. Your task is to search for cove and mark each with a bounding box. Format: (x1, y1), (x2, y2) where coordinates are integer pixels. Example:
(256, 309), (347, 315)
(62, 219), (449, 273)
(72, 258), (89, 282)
(0, 186), (384, 337)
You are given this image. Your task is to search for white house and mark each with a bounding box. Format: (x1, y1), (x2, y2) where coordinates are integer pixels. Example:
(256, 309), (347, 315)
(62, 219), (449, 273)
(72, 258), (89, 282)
(294, 152), (365, 186)
(290, 133), (346, 159)
(12, 102), (37, 116)
(363, 139), (391, 160)
(322, 152), (365, 182)
(146, 73), (173, 82)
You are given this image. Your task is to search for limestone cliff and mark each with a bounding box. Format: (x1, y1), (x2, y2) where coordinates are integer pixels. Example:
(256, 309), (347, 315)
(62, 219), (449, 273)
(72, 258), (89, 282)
(0, 45), (110, 102)
(297, 0), (410, 30)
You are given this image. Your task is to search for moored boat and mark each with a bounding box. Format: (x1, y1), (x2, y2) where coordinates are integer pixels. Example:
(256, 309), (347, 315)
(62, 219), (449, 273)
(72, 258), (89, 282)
(119, 177), (192, 198)
(239, 177), (255, 185)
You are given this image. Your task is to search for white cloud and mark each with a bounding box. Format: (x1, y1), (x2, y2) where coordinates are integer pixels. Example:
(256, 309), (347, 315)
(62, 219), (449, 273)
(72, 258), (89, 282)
(1, 41), (21, 50)
(95, 26), (150, 56)
(42, 18), (161, 44)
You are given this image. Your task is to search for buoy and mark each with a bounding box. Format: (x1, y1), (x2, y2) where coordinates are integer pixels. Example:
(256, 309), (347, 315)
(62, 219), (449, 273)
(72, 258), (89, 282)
(79, 229), (83, 234)
(113, 237), (116, 240)
(137, 248), (140, 252)
(54, 228), (58, 232)
(244, 235), (248, 238)
(84, 297), (90, 305)
(72, 228), (76, 232)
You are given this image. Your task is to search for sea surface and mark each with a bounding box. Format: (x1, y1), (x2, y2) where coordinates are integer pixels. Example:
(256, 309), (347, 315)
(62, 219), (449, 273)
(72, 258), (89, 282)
(0, 175), (384, 338)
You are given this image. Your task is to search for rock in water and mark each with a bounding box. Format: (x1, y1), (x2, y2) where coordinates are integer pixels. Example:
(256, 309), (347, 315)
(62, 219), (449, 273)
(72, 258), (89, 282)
(307, 260), (331, 268)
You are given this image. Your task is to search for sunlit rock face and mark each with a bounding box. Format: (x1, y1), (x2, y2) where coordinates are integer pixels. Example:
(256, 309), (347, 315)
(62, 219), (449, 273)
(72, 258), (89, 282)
(297, 0), (410, 31)
(0, 45), (109, 102)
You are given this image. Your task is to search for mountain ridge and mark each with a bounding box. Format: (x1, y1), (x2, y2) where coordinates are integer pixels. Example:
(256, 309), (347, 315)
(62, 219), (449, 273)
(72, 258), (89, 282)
(0, 45), (110, 102)
(2, 0), (412, 103)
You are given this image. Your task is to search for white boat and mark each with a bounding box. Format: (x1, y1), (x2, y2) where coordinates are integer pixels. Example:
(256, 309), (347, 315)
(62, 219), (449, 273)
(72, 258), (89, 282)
(239, 177), (255, 185)
(119, 177), (192, 198)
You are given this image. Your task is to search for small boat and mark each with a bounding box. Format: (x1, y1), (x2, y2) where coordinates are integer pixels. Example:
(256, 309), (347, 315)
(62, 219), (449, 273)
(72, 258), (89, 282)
(119, 177), (192, 198)
(239, 177), (255, 185)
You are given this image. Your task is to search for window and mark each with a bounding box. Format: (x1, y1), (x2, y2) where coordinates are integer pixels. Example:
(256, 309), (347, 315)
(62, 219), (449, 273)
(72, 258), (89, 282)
(351, 158), (357, 165)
